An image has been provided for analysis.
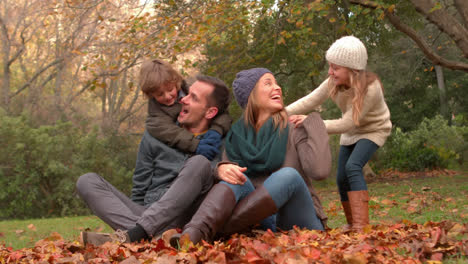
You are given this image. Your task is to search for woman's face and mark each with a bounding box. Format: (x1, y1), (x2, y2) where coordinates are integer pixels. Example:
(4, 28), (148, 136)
(254, 73), (284, 115)
(328, 62), (351, 87)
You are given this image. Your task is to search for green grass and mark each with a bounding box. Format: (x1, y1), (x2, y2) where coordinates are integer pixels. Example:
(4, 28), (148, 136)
(0, 173), (467, 251)
(315, 173), (468, 228)
(0, 215), (112, 250)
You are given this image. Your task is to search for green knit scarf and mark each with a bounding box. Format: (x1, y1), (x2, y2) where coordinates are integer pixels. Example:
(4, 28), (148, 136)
(225, 117), (289, 176)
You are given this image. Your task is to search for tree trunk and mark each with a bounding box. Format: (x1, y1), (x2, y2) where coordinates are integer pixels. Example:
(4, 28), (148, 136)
(0, 17), (10, 110)
(434, 65), (450, 125)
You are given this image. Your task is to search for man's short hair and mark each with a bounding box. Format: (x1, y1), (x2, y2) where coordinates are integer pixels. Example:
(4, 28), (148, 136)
(196, 75), (231, 116)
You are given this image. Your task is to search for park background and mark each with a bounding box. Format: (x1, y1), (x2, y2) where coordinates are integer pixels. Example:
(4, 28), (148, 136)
(0, 0), (467, 262)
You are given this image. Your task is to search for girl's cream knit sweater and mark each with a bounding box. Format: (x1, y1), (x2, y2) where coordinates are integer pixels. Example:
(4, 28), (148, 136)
(286, 78), (392, 147)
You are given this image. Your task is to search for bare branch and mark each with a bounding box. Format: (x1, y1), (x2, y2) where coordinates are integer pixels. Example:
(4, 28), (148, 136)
(349, 0), (468, 72)
(10, 58), (64, 98)
(411, 0), (468, 58)
(454, 0), (468, 26)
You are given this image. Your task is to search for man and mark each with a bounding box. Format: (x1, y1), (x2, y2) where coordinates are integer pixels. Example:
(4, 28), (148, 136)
(76, 75), (231, 245)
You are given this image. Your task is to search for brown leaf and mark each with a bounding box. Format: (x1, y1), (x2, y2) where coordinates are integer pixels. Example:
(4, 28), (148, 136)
(380, 199), (396, 206)
(120, 255), (141, 264)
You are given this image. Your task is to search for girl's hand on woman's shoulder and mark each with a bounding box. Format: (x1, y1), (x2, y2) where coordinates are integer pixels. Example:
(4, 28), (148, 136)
(218, 164), (247, 185)
(289, 115), (308, 128)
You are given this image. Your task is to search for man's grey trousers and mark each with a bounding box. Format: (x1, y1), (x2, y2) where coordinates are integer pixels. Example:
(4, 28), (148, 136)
(76, 155), (214, 237)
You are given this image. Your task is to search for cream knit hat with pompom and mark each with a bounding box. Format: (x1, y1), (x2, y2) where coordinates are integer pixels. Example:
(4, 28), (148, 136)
(325, 36), (368, 70)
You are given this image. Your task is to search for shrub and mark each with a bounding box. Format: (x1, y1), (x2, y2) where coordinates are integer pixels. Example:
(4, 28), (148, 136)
(0, 112), (137, 219)
(376, 115), (467, 171)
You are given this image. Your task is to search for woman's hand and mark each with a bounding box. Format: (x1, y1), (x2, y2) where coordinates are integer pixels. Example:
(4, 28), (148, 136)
(289, 115), (307, 128)
(218, 164), (247, 185)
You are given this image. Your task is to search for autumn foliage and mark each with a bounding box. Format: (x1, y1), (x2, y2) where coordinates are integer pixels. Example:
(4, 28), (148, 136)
(1, 220), (467, 263)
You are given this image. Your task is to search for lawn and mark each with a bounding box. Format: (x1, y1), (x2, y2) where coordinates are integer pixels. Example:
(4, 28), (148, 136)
(0, 173), (467, 263)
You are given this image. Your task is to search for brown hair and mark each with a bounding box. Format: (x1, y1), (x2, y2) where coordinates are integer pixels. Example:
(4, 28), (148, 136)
(196, 75), (231, 117)
(139, 59), (183, 98)
(243, 83), (288, 131)
(329, 70), (383, 126)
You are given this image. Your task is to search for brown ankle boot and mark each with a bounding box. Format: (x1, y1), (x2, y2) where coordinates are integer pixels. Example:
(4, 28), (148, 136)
(171, 183), (236, 246)
(221, 186), (277, 236)
(341, 201), (353, 230)
(81, 229), (130, 246)
(347, 190), (369, 231)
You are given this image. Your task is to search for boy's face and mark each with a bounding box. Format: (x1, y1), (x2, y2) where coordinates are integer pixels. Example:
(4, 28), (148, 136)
(151, 82), (178, 106)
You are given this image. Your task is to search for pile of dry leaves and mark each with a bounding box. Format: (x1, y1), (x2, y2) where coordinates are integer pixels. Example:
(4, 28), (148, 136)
(1, 220), (467, 263)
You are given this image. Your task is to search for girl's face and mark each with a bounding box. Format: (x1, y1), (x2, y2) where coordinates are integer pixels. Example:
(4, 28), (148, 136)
(152, 82), (178, 106)
(328, 62), (351, 87)
(254, 73), (284, 116)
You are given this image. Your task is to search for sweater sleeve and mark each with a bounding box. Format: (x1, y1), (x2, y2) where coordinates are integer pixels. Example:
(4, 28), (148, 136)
(209, 112), (233, 136)
(294, 112), (332, 180)
(324, 81), (381, 134)
(286, 79), (330, 115)
(146, 99), (200, 153)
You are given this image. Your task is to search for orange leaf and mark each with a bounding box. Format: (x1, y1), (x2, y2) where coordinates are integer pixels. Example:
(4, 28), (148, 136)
(28, 224), (37, 231)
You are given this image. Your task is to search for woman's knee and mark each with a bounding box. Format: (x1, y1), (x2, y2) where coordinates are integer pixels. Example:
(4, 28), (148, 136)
(220, 179), (254, 202)
(271, 167), (303, 185)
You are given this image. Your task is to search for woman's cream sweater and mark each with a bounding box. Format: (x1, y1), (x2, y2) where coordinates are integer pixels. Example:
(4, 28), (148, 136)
(286, 78), (392, 147)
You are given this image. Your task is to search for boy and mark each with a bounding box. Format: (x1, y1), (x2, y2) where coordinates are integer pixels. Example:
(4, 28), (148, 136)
(140, 59), (232, 160)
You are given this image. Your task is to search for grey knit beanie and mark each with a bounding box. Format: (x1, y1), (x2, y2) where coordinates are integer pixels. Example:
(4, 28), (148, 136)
(326, 36), (368, 70)
(232, 68), (272, 109)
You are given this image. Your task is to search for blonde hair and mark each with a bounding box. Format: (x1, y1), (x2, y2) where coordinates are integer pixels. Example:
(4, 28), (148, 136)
(243, 84), (288, 131)
(139, 59), (183, 98)
(329, 70), (383, 126)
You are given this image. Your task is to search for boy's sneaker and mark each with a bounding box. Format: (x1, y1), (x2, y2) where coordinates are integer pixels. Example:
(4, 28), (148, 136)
(81, 229), (130, 246)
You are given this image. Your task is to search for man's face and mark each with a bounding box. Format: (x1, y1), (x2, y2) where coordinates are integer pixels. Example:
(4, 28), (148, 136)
(177, 81), (215, 130)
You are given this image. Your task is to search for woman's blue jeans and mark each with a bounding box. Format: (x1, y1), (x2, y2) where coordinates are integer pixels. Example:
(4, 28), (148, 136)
(337, 139), (379, 201)
(221, 167), (324, 231)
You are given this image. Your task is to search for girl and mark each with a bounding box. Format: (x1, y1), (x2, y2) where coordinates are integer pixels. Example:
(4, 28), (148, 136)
(287, 36), (392, 231)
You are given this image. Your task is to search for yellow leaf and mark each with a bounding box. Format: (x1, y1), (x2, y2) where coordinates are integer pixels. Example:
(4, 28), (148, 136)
(27, 224), (37, 231)
(329, 17), (336, 23)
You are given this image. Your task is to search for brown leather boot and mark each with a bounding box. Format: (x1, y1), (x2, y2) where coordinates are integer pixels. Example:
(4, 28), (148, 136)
(347, 190), (369, 231)
(341, 201), (353, 231)
(170, 183), (236, 247)
(221, 186), (277, 236)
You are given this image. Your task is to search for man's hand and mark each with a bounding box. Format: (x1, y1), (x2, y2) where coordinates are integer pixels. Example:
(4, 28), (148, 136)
(289, 115), (307, 128)
(196, 130), (222, 160)
(218, 164), (247, 185)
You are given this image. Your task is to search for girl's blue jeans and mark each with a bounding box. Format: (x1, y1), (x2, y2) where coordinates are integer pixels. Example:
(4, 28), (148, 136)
(221, 167), (324, 231)
(337, 139), (379, 201)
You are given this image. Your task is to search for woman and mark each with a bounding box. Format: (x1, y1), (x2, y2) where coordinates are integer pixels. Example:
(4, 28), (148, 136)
(170, 68), (331, 246)
(287, 36), (392, 231)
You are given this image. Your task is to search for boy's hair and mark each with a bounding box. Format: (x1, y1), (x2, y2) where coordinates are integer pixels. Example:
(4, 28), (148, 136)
(196, 75), (231, 116)
(139, 59), (183, 98)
